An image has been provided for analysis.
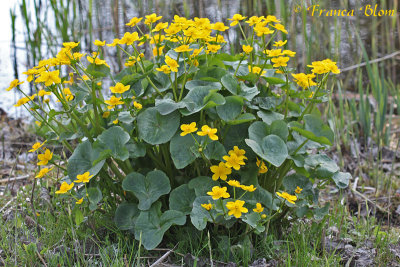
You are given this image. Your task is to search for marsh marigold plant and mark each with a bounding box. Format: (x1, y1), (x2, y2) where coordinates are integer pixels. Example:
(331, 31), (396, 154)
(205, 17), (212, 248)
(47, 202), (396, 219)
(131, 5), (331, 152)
(8, 13), (351, 250)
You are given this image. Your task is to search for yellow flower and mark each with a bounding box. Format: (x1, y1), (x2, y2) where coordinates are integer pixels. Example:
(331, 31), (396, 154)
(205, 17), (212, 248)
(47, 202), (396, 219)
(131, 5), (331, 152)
(38, 89), (51, 97)
(242, 45), (253, 54)
(110, 82), (130, 94)
(282, 50), (296, 57)
(76, 198), (84, 205)
(273, 40), (287, 47)
(228, 146), (247, 160)
(201, 203), (212, 210)
(35, 121), (41, 127)
(256, 158), (268, 174)
(113, 119), (119, 124)
(87, 56), (110, 68)
(295, 186), (303, 194)
(165, 56), (179, 72)
(223, 153), (245, 170)
(210, 162), (232, 181)
(308, 59), (340, 74)
(197, 125), (218, 140)
(174, 45), (193, 53)
(272, 23), (288, 34)
(35, 70), (61, 86)
(156, 65), (171, 74)
(245, 16), (263, 26)
(29, 140), (47, 153)
(261, 214), (267, 219)
(74, 171), (94, 183)
(276, 191), (297, 204)
(126, 17), (142, 27)
(227, 180), (241, 188)
(107, 38), (120, 47)
(35, 167), (53, 179)
(206, 44), (221, 54)
(133, 101), (142, 110)
(211, 22), (229, 31)
(271, 57), (290, 68)
(37, 149), (53, 165)
(55, 182), (74, 194)
(119, 32), (140, 45)
(207, 186), (230, 200)
(6, 79), (24, 91)
(153, 46), (164, 57)
(62, 41), (80, 49)
(14, 97), (31, 107)
(105, 96), (124, 106)
(240, 184), (256, 192)
(102, 111), (110, 118)
(94, 40), (106, 46)
(228, 14), (247, 26)
(292, 73), (317, 89)
(265, 15), (280, 23)
(226, 200), (248, 218)
(180, 122), (197, 136)
(152, 22), (169, 32)
(254, 23), (274, 36)
(144, 13), (162, 25)
(248, 66), (266, 75)
(253, 203), (264, 213)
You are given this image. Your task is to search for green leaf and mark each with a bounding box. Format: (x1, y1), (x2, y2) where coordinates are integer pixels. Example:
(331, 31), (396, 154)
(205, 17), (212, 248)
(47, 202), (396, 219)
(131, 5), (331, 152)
(228, 113), (256, 125)
(122, 170), (171, 210)
(245, 135), (288, 167)
(97, 126), (130, 160)
(190, 196), (213, 230)
(332, 172), (351, 188)
(169, 184), (196, 214)
(216, 96), (243, 122)
(155, 98), (186, 115)
(86, 63), (110, 78)
(134, 202), (186, 250)
(138, 107), (180, 145)
(256, 97), (281, 110)
(290, 127), (332, 146)
(283, 174), (312, 193)
(221, 73), (239, 95)
(304, 154), (340, 179)
(257, 110), (284, 125)
(74, 209), (84, 226)
(188, 176), (219, 196)
(181, 87), (224, 115)
(194, 66), (227, 82)
(243, 213), (264, 232)
(185, 80), (222, 91)
(270, 120), (289, 141)
(304, 114), (334, 145)
(126, 140), (146, 158)
(118, 111), (134, 124)
(204, 141), (227, 161)
(248, 121), (269, 144)
(87, 187), (102, 211)
(114, 202), (139, 230)
(239, 82), (259, 101)
(67, 140), (105, 181)
(314, 203), (330, 221)
(170, 133), (200, 169)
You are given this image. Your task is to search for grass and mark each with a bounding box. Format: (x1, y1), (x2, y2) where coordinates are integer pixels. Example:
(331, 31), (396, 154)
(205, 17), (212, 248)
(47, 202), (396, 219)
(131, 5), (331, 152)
(1, 181), (399, 266)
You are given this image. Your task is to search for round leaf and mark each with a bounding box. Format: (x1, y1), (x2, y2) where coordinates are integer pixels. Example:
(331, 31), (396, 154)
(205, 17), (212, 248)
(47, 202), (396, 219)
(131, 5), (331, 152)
(114, 202), (139, 230)
(122, 170), (171, 210)
(138, 107), (180, 145)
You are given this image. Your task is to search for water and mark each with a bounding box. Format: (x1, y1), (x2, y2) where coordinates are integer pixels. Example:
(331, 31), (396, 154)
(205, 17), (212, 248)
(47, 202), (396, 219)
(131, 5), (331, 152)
(0, 0), (397, 119)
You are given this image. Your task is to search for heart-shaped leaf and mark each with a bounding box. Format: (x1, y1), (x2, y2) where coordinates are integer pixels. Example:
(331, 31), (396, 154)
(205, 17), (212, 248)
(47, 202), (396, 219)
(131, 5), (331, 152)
(245, 135), (288, 167)
(97, 126), (130, 160)
(122, 170), (171, 210)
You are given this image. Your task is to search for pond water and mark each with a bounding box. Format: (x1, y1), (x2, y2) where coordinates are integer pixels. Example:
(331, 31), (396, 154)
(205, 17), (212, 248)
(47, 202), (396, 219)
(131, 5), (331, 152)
(0, 0), (395, 119)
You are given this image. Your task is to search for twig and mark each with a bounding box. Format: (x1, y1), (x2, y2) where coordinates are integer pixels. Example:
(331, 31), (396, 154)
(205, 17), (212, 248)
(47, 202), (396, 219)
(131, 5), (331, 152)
(351, 188), (390, 214)
(0, 196), (16, 213)
(341, 51), (400, 72)
(36, 251), (48, 267)
(150, 248), (174, 267)
(0, 175), (30, 184)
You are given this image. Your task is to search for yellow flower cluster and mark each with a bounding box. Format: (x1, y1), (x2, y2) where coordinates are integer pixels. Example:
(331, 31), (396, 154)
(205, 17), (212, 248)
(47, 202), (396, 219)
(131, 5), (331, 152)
(180, 122), (218, 141)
